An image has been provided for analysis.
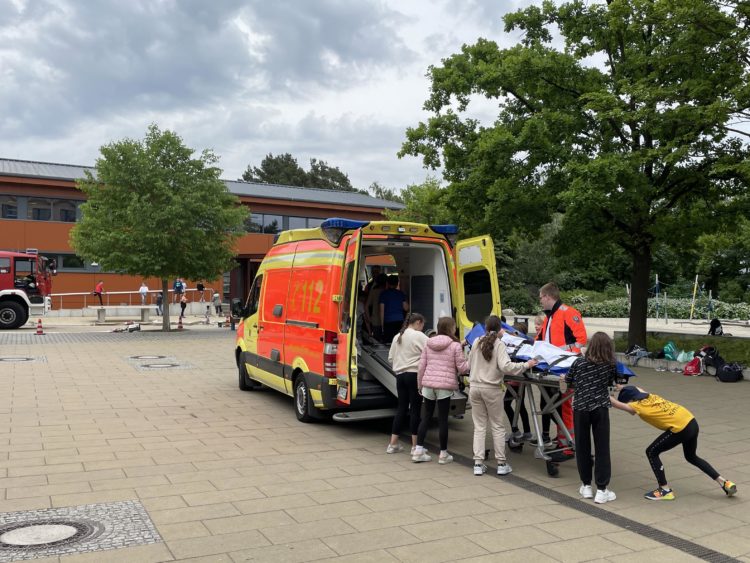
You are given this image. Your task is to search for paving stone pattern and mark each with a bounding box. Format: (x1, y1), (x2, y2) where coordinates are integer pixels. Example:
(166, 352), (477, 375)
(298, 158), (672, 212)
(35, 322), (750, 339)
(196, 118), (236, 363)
(0, 328), (747, 561)
(0, 501), (161, 561)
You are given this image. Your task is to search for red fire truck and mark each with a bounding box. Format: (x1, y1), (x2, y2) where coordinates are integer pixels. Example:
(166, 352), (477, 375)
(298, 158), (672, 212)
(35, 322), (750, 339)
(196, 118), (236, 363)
(0, 250), (56, 329)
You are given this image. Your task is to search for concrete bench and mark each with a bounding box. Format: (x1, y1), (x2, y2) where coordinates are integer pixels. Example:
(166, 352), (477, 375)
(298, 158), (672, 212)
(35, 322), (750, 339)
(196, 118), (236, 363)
(87, 306), (152, 323)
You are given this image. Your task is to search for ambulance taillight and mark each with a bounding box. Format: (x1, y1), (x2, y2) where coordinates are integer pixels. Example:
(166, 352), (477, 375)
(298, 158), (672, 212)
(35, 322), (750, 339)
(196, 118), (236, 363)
(323, 330), (338, 378)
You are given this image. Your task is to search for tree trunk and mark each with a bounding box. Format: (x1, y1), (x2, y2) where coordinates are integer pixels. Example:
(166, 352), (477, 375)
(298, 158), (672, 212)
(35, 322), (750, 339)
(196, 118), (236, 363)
(162, 279), (170, 331)
(627, 246), (652, 348)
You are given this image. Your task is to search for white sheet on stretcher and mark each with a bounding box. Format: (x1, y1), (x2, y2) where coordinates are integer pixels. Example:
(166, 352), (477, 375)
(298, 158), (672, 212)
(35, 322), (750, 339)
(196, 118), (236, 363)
(502, 336), (579, 370)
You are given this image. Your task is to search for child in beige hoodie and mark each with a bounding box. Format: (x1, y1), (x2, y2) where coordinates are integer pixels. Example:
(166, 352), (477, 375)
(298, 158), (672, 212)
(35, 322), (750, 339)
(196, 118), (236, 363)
(469, 315), (537, 476)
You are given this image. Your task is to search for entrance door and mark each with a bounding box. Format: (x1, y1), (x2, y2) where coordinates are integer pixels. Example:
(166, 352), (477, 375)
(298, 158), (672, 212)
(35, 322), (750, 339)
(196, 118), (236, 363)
(454, 235), (501, 341)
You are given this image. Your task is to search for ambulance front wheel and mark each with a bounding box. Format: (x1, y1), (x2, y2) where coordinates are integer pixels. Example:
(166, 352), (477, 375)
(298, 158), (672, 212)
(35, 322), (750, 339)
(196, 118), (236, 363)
(294, 377), (314, 423)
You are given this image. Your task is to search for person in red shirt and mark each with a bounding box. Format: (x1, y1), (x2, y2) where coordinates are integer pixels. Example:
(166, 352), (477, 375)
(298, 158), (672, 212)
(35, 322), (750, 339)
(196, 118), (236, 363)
(536, 282), (588, 455)
(93, 280), (104, 306)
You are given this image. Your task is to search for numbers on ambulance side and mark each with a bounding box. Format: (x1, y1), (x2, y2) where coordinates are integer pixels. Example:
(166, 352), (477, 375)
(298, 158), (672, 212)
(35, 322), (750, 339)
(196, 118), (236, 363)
(289, 278), (324, 314)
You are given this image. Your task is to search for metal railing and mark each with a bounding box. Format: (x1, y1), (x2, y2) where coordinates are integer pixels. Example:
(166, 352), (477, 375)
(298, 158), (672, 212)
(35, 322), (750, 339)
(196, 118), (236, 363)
(49, 288), (217, 310)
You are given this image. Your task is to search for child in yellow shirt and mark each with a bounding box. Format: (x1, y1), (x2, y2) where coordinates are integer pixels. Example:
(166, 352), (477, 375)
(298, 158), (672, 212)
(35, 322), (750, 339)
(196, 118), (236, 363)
(611, 386), (737, 501)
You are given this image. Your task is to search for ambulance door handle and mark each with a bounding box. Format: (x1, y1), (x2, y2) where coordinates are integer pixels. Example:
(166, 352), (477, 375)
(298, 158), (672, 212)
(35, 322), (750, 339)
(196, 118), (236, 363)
(257, 324), (264, 331)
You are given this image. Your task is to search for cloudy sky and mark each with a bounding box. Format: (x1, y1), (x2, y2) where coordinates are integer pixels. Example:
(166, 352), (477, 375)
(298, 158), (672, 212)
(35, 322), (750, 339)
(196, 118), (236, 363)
(0, 0), (533, 191)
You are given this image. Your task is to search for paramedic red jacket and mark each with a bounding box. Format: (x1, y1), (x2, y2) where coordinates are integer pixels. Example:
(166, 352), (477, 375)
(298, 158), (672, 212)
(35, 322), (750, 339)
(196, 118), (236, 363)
(538, 300), (588, 353)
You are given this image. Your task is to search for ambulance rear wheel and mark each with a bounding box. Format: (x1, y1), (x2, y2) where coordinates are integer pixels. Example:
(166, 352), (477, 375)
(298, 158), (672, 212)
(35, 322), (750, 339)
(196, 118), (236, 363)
(238, 360), (254, 391)
(294, 377), (314, 423)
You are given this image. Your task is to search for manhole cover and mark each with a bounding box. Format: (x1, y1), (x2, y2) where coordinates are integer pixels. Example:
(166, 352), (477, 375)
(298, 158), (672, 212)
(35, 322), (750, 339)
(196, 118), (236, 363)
(129, 355), (166, 360)
(0, 357), (33, 362)
(0, 520), (99, 551)
(142, 363), (179, 369)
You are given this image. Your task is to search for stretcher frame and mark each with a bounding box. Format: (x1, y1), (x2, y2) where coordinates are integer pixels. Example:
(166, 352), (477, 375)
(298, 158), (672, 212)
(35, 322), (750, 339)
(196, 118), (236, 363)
(504, 369), (575, 476)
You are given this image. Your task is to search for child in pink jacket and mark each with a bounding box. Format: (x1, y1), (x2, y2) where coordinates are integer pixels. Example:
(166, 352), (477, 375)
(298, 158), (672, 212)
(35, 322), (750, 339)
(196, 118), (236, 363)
(412, 317), (469, 464)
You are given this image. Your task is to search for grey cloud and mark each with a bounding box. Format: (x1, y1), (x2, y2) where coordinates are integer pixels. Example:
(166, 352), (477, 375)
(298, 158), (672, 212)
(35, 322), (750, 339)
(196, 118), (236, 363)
(0, 0), (411, 137)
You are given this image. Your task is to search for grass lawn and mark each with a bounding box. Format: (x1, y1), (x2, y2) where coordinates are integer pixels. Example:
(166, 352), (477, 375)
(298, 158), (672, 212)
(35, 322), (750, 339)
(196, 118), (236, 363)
(614, 334), (750, 365)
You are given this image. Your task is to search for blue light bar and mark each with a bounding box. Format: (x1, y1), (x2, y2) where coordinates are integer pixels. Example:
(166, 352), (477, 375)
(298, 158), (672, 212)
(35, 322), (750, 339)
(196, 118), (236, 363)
(430, 224), (459, 235)
(320, 218), (370, 230)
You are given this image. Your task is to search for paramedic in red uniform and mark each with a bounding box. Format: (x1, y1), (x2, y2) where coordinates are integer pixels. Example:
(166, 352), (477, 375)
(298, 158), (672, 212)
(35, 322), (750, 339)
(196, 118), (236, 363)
(537, 282), (588, 455)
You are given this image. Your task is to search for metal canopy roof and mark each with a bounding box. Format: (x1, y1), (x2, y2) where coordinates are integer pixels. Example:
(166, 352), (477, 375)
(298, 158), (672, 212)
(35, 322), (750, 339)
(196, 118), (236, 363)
(0, 158), (403, 210)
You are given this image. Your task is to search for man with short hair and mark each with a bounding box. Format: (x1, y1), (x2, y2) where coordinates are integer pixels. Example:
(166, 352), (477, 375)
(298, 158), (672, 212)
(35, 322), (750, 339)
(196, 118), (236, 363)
(536, 282), (588, 454)
(379, 275), (408, 344)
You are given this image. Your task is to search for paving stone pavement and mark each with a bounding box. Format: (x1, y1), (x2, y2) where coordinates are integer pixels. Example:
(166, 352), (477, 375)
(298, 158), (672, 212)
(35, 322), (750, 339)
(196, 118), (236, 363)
(0, 326), (747, 562)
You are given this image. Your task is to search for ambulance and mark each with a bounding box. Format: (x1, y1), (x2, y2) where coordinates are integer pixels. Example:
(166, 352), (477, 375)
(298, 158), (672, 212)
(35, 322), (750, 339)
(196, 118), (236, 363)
(234, 218), (501, 422)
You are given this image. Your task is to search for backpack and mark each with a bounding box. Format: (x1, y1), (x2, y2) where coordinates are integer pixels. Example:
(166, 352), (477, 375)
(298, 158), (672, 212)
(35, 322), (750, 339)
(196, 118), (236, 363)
(697, 346), (725, 375)
(683, 357), (703, 376)
(716, 362), (744, 383)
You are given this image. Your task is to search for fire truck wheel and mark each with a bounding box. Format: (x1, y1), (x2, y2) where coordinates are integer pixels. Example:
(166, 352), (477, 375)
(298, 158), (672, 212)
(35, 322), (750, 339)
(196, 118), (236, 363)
(0, 302), (26, 330)
(294, 376), (314, 423)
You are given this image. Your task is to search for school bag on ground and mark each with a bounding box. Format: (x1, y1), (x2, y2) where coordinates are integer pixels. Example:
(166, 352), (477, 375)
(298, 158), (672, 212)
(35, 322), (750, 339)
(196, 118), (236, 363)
(697, 346), (725, 375)
(683, 357), (703, 376)
(716, 362), (744, 383)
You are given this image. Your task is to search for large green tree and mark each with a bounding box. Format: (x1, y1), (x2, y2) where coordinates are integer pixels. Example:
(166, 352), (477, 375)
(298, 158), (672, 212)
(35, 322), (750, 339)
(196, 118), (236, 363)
(401, 0), (750, 346)
(242, 153), (362, 192)
(71, 124), (248, 330)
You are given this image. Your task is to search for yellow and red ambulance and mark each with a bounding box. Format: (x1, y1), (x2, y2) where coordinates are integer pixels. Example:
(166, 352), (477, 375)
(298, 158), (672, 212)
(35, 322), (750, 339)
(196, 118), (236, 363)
(234, 218), (501, 422)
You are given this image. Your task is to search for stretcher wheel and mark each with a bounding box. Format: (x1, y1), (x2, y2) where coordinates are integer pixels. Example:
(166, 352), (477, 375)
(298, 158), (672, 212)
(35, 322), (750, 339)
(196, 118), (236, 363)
(546, 461), (559, 477)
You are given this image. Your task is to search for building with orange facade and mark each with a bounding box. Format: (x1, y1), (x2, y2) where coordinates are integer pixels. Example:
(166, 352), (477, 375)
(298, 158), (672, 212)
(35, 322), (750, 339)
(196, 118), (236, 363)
(0, 158), (402, 308)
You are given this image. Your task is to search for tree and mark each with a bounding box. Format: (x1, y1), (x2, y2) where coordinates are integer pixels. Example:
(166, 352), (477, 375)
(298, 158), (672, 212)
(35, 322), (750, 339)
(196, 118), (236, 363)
(367, 181), (404, 203)
(242, 153), (307, 186)
(71, 124), (248, 331)
(306, 158), (356, 191)
(400, 0), (750, 347)
(384, 177), (451, 223)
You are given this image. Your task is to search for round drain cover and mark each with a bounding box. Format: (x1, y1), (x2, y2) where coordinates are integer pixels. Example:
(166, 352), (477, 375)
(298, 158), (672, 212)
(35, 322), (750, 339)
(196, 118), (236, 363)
(0, 520), (99, 550)
(1, 524), (78, 546)
(130, 355), (166, 360)
(0, 357), (33, 362)
(143, 363), (179, 368)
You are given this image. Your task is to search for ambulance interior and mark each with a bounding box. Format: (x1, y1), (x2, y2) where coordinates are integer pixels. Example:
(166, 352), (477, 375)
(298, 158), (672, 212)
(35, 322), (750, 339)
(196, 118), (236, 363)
(360, 240), (453, 332)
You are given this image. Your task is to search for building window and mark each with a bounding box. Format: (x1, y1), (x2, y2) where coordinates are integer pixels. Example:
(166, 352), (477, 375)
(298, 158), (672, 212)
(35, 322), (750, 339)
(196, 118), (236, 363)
(53, 200), (78, 222)
(27, 198), (52, 221)
(0, 195), (18, 219)
(307, 217), (324, 228)
(262, 214), (282, 234)
(59, 254), (86, 270)
(288, 216), (307, 229)
(245, 213), (263, 233)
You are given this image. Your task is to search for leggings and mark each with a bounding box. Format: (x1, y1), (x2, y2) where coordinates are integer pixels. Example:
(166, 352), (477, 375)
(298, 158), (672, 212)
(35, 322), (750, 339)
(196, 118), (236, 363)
(503, 390), (530, 433)
(391, 372), (421, 437)
(417, 396), (451, 451)
(646, 418), (719, 487)
(574, 407), (611, 489)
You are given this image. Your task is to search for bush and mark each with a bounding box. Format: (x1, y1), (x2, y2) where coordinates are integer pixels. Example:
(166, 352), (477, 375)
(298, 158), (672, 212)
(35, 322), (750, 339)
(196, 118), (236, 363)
(577, 297), (750, 320)
(502, 287), (537, 314)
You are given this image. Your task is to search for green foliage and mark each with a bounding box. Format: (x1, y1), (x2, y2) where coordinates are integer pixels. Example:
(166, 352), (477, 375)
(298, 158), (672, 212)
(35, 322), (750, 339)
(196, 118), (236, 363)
(71, 124), (247, 330)
(242, 153), (361, 192)
(501, 286), (538, 315)
(613, 334), (750, 365)
(367, 182), (404, 203)
(577, 297), (750, 320)
(400, 0), (750, 347)
(384, 177), (451, 224)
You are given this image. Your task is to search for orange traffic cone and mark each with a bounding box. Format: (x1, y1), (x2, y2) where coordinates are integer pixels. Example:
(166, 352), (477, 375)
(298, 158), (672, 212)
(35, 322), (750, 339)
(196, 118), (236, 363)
(177, 315), (183, 331)
(225, 315), (231, 329)
(35, 318), (45, 336)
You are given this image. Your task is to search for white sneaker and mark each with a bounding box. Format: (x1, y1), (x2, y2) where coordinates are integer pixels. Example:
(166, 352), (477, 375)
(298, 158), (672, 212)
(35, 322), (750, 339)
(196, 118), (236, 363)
(579, 484), (594, 499)
(594, 489), (616, 504)
(473, 463), (487, 476)
(438, 452), (453, 465)
(386, 443), (403, 454)
(497, 463), (513, 475)
(411, 448), (432, 463)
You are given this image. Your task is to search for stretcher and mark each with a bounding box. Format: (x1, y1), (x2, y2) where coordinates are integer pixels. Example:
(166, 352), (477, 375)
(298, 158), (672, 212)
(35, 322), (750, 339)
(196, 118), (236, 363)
(477, 325), (634, 476)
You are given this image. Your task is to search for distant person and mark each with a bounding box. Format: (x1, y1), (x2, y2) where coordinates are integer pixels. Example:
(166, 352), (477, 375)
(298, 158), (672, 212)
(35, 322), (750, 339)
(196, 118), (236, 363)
(212, 291), (223, 315)
(180, 294), (188, 319)
(380, 275), (408, 344)
(139, 282), (149, 305)
(155, 291), (163, 316)
(612, 386), (737, 501)
(708, 319), (723, 336)
(364, 273), (387, 341)
(93, 280), (104, 306)
(196, 282), (205, 303)
(173, 278), (184, 303)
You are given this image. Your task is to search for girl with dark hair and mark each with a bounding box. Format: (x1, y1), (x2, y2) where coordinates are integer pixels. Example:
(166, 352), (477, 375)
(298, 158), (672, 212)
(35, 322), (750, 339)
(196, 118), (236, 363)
(561, 331), (617, 504)
(468, 315), (538, 476)
(386, 313), (428, 455)
(412, 317), (469, 464)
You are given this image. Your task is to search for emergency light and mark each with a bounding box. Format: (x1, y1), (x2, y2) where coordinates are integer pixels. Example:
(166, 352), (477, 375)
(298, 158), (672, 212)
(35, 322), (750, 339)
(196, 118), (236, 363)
(320, 218), (369, 245)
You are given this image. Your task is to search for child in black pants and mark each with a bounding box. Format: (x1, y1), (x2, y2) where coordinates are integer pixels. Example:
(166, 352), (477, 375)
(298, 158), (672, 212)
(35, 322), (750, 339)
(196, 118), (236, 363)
(561, 332), (617, 504)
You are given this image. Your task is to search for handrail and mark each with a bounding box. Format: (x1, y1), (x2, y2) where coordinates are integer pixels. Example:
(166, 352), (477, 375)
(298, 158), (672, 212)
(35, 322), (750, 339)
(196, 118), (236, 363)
(48, 288), (218, 310)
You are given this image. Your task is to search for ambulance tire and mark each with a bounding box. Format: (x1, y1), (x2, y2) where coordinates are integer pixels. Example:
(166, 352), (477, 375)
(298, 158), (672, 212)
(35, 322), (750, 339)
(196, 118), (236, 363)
(294, 376), (314, 423)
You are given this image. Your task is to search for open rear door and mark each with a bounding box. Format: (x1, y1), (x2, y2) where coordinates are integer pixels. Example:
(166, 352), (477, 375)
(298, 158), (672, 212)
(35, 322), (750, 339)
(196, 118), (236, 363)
(455, 235), (501, 341)
(335, 229), (362, 405)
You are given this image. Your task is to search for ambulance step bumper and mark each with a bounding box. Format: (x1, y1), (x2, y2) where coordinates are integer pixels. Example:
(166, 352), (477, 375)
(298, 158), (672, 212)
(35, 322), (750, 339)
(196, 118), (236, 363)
(332, 408), (397, 423)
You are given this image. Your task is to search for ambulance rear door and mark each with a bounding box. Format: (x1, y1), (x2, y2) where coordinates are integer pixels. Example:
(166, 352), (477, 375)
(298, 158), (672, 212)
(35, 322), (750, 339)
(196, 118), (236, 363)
(454, 235), (501, 341)
(334, 229), (362, 405)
